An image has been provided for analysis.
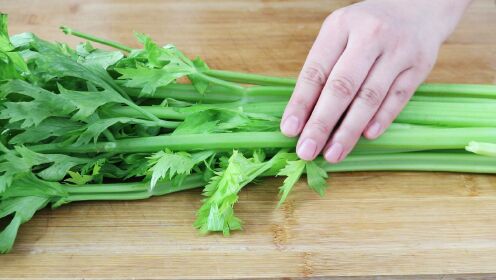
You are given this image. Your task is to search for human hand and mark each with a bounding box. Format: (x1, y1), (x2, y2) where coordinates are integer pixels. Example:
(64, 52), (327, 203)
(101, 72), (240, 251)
(280, 0), (471, 163)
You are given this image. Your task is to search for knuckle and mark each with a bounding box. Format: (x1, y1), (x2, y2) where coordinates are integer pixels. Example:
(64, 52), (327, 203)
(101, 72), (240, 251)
(328, 8), (348, 22)
(378, 107), (397, 123)
(385, 31), (406, 53)
(393, 88), (412, 102)
(335, 126), (361, 142)
(357, 86), (385, 107)
(413, 49), (427, 63)
(370, 21), (386, 36)
(300, 62), (329, 86)
(413, 48), (436, 68)
(326, 76), (355, 99)
(308, 117), (332, 135)
(366, 16), (389, 36)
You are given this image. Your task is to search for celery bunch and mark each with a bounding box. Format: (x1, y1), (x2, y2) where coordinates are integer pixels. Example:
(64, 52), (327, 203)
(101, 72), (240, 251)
(1, 14), (496, 253)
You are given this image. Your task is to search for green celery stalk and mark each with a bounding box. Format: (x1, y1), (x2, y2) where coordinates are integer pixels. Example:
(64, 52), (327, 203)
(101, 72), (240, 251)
(124, 84), (293, 104)
(65, 174), (205, 202)
(28, 127), (496, 154)
(318, 152), (496, 174)
(60, 26), (133, 52)
(60, 26), (496, 101)
(416, 83), (496, 99)
(410, 95), (496, 103)
(465, 141), (496, 157)
(104, 106), (186, 121)
(203, 69), (297, 87)
(64, 152), (496, 202)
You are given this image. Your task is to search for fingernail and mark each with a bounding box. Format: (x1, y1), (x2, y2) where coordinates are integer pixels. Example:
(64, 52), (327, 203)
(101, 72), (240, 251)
(281, 115), (300, 136)
(297, 138), (317, 160)
(366, 122), (382, 139)
(325, 142), (344, 163)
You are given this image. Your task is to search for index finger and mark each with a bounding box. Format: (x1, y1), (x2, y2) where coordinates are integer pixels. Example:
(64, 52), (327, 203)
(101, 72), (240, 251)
(280, 15), (349, 137)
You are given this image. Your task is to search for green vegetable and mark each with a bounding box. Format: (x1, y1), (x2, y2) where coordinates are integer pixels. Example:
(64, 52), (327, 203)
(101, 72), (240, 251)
(1, 13), (496, 253)
(466, 141), (496, 157)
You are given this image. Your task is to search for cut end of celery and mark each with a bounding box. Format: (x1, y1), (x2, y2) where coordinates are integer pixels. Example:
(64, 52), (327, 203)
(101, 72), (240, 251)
(465, 141), (496, 157)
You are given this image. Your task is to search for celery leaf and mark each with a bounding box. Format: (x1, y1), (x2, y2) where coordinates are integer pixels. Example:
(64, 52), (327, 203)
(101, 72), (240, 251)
(277, 160), (305, 207)
(195, 151), (277, 235)
(305, 161), (329, 196)
(147, 149), (213, 188)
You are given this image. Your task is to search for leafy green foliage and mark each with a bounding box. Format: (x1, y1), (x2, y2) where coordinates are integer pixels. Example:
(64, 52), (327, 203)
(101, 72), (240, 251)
(189, 57), (210, 94)
(305, 161), (329, 196)
(0, 80), (75, 128)
(0, 144), (90, 192)
(65, 159), (103, 185)
(0, 16), (352, 254)
(57, 84), (126, 120)
(75, 42), (123, 69)
(276, 160), (305, 206)
(147, 149), (213, 188)
(173, 108), (279, 135)
(115, 33), (207, 96)
(0, 196), (50, 253)
(8, 117), (82, 145)
(276, 160), (329, 205)
(194, 151), (282, 235)
(0, 173), (68, 253)
(0, 13), (28, 79)
(116, 65), (192, 96)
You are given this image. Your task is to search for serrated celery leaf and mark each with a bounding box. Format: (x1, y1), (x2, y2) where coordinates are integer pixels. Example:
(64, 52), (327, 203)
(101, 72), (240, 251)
(2, 172), (68, 199)
(57, 84), (126, 120)
(189, 57), (210, 94)
(19, 34), (128, 101)
(0, 173), (67, 253)
(64, 171), (94, 185)
(0, 80), (75, 128)
(1, 80), (127, 130)
(0, 145), (89, 192)
(116, 33), (206, 95)
(79, 49), (124, 69)
(173, 108), (277, 135)
(8, 117), (83, 145)
(277, 160), (305, 206)
(0, 14), (28, 78)
(116, 65), (193, 96)
(0, 196), (49, 253)
(147, 150), (213, 188)
(75, 117), (161, 145)
(194, 151), (275, 235)
(305, 161), (329, 196)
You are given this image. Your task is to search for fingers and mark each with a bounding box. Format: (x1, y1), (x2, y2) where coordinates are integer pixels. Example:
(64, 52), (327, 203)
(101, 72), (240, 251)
(295, 35), (382, 161)
(280, 16), (348, 137)
(363, 67), (427, 139)
(322, 54), (409, 163)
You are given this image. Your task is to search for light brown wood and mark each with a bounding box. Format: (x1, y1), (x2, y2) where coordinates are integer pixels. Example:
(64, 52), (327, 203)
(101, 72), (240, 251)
(1, 0), (496, 279)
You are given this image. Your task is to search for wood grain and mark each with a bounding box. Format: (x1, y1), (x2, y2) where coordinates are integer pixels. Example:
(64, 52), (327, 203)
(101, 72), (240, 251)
(1, 0), (496, 279)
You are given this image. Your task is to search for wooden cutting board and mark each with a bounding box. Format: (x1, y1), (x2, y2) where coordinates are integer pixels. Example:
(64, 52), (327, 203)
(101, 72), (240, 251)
(1, 0), (495, 279)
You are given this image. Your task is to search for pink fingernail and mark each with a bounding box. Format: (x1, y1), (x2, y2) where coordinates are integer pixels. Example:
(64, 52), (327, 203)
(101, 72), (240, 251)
(281, 115), (300, 137)
(297, 138), (317, 160)
(325, 143), (344, 163)
(367, 122), (382, 139)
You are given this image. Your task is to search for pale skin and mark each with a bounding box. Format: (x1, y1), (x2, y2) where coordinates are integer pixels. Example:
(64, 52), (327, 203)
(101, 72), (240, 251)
(280, 0), (472, 163)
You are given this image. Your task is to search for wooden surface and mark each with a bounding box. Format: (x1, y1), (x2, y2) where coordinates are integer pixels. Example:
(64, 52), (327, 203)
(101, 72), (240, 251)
(1, 0), (496, 279)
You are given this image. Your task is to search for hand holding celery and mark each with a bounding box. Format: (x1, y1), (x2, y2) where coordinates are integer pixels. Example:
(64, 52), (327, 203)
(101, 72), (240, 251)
(281, 0), (473, 163)
(1, 14), (495, 254)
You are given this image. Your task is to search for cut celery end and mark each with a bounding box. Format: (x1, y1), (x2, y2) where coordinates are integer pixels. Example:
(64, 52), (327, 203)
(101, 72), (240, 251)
(465, 141), (496, 157)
